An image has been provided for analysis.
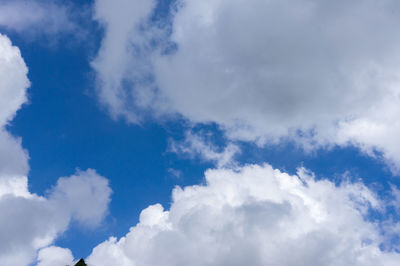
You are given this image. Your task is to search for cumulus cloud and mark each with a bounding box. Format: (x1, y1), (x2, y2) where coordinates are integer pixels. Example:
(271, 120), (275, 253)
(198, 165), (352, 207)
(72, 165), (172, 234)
(74, 164), (400, 266)
(49, 169), (112, 227)
(0, 33), (31, 199)
(0, 168), (112, 266)
(92, 0), (400, 172)
(0, 33), (112, 266)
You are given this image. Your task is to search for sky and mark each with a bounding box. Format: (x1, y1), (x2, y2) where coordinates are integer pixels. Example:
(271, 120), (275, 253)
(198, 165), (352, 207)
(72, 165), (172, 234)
(2, 0), (400, 265)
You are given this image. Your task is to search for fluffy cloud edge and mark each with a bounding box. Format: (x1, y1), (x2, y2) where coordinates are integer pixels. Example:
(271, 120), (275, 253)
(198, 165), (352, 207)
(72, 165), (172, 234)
(40, 163), (400, 266)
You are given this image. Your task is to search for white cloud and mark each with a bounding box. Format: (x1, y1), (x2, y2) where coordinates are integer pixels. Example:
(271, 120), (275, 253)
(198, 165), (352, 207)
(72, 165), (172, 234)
(91, 0), (158, 123)
(49, 169), (112, 228)
(335, 98), (400, 173)
(91, 0), (400, 172)
(0, 169), (112, 266)
(0, 130), (29, 178)
(36, 246), (74, 266)
(0, 33), (112, 266)
(0, 0), (85, 43)
(0, 33), (29, 127)
(0, 0), (78, 35)
(0, 32), (31, 200)
(80, 164), (400, 266)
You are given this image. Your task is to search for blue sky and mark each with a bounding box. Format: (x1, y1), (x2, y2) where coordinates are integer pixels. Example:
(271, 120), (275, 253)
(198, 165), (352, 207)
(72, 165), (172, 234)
(2, 0), (400, 265)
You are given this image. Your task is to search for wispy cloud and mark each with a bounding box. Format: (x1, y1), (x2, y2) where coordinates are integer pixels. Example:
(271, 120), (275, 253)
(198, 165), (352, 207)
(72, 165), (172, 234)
(168, 130), (240, 168)
(0, 0), (87, 43)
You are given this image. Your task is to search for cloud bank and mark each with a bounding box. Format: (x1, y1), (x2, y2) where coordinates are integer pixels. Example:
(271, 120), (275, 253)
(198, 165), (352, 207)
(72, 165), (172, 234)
(0, 33), (112, 266)
(92, 0), (400, 172)
(77, 164), (400, 266)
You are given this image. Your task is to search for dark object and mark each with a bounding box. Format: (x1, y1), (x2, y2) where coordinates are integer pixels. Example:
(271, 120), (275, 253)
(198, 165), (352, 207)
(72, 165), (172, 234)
(75, 258), (87, 266)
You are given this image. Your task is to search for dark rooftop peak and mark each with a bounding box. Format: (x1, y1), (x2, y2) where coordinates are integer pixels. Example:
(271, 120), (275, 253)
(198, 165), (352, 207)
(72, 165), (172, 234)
(74, 258), (87, 266)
